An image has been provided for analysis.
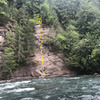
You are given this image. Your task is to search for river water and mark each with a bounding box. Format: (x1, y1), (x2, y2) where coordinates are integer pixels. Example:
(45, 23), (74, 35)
(0, 76), (100, 100)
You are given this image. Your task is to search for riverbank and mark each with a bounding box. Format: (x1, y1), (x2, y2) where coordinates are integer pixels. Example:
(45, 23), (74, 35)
(1, 73), (100, 84)
(0, 74), (75, 84)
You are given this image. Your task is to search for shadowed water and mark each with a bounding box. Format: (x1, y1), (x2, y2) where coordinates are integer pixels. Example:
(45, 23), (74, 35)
(0, 76), (100, 100)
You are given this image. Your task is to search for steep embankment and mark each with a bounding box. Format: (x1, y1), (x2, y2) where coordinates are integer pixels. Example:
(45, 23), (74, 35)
(31, 25), (73, 77)
(0, 23), (74, 79)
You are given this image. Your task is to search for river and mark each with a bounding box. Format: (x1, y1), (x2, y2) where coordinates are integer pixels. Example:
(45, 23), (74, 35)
(0, 76), (100, 100)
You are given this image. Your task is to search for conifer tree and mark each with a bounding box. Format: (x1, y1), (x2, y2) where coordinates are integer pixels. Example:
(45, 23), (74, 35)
(2, 31), (17, 78)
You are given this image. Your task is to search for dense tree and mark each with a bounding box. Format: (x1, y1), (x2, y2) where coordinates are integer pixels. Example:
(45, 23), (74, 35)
(2, 31), (17, 78)
(49, 0), (100, 74)
(15, 22), (34, 65)
(1, 0), (34, 77)
(0, 0), (8, 26)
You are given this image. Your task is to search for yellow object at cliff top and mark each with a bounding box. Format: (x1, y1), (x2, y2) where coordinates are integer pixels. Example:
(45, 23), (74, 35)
(36, 18), (42, 25)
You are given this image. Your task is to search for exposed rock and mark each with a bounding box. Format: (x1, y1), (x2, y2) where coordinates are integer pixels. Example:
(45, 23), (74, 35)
(0, 36), (5, 45)
(30, 24), (74, 77)
(30, 70), (40, 77)
(0, 23), (74, 79)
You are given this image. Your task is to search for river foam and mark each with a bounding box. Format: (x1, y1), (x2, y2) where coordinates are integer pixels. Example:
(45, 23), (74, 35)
(20, 97), (34, 100)
(7, 88), (35, 93)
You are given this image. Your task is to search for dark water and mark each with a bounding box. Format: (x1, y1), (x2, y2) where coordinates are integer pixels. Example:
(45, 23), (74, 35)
(0, 76), (100, 100)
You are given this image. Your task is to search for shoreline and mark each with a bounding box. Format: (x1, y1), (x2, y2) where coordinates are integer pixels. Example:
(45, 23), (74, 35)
(0, 74), (99, 84)
(0, 74), (74, 83)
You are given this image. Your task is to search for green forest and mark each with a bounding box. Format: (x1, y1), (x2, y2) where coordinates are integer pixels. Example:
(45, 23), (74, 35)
(0, 0), (100, 78)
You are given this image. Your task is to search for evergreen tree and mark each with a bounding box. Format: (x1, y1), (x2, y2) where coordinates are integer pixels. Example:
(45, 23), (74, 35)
(2, 31), (17, 78)
(0, 0), (8, 26)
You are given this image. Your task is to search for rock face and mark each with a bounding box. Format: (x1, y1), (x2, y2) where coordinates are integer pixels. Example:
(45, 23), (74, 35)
(30, 25), (73, 77)
(0, 23), (74, 79)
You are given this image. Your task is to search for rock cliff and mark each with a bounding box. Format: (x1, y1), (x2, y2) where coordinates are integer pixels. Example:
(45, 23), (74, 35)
(0, 23), (74, 79)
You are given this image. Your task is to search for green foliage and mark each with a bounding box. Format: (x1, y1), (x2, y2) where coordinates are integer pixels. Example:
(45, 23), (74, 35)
(52, 0), (100, 74)
(0, 12), (8, 26)
(1, 1), (35, 78)
(29, 19), (36, 24)
(15, 21), (34, 65)
(2, 31), (18, 76)
(0, 0), (7, 6)
(25, 0), (44, 16)
(40, 0), (57, 26)
(1, 0), (100, 77)
(53, 0), (80, 29)
(0, 0), (8, 26)
(56, 24), (80, 73)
